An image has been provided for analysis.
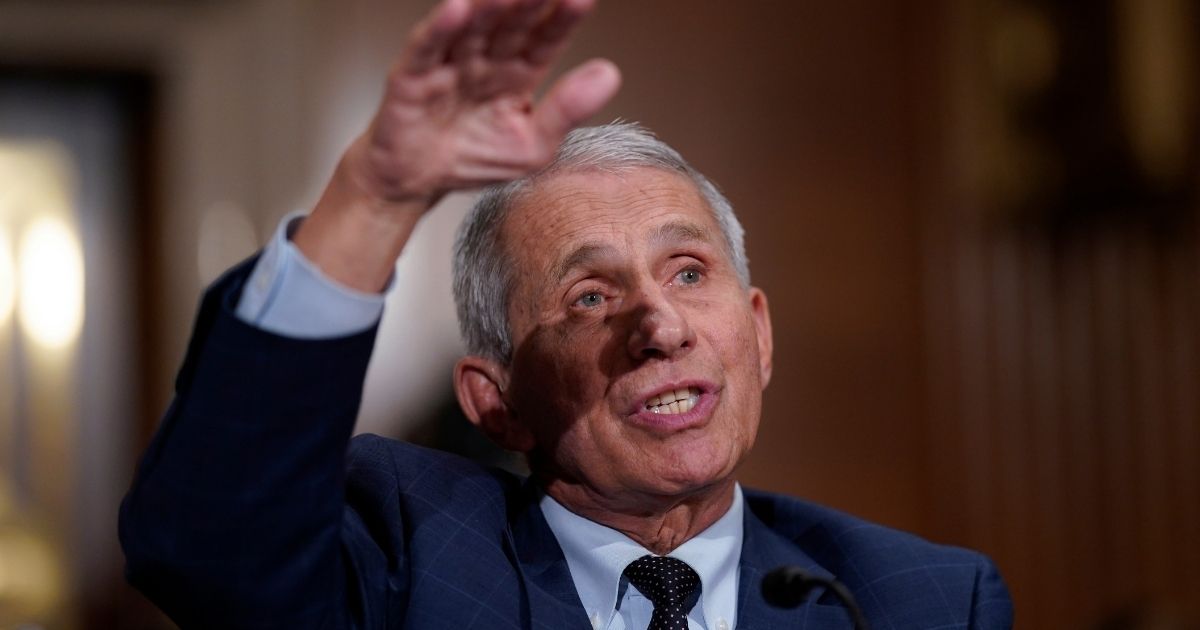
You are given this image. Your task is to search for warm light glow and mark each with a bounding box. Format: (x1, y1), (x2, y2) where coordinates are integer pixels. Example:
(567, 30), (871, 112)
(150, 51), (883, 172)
(17, 218), (84, 348)
(0, 226), (14, 327)
(1118, 0), (1196, 184)
(0, 519), (66, 624)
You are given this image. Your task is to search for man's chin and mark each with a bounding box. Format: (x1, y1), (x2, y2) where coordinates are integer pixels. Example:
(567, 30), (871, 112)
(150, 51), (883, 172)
(638, 464), (737, 501)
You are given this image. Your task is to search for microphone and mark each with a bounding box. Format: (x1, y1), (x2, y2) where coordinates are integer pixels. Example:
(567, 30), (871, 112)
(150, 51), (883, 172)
(762, 565), (871, 630)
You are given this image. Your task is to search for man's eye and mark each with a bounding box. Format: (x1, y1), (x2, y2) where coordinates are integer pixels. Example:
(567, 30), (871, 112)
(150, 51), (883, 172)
(576, 292), (605, 308)
(676, 269), (703, 285)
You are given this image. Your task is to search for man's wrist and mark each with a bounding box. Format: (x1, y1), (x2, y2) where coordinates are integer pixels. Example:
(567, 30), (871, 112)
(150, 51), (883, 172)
(293, 150), (430, 293)
(343, 132), (446, 207)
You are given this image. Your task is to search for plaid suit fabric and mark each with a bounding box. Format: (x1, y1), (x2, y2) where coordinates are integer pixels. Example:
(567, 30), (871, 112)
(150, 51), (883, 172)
(121, 259), (1013, 629)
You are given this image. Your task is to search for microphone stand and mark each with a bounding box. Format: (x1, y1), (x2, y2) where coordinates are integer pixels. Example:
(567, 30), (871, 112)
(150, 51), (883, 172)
(762, 565), (870, 630)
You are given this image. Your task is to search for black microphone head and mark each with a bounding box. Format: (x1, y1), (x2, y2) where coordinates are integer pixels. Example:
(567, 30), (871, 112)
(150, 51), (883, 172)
(762, 565), (821, 609)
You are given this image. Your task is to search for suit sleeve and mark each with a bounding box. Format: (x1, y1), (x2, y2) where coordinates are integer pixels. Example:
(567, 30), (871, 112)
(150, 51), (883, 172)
(970, 556), (1015, 629)
(236, 212), (387, 338)
(119, 258), (384, 628)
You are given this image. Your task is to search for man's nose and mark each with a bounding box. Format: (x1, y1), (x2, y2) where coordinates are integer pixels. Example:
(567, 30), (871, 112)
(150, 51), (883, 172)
(625, 287), (696, 361)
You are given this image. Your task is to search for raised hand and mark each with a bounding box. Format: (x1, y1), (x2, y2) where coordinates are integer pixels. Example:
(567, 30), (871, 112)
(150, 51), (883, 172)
(297, 0), (620, 292)
(356, 0), (621, 202)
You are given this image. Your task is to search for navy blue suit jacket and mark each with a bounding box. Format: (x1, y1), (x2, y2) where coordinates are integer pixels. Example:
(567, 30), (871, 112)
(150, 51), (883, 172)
(120, 261), (1013, 629)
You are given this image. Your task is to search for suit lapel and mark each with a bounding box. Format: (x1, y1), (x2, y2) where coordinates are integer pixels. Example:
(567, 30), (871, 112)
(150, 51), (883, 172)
(507, 482), (593, 630)
(505, 482), (858, 630)
(737, 506), (855, 629)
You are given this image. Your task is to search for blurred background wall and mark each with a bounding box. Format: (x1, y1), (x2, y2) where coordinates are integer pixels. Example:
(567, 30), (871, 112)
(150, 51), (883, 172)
(0, 0), (1195, 628)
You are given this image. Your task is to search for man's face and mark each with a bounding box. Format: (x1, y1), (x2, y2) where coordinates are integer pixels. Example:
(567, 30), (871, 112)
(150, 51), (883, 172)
(500, 167), (772, 505)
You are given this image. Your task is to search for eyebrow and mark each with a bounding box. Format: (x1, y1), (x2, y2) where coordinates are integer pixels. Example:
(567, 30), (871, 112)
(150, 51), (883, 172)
(548, 220), (715, 286)
(650, 220), (711, 247)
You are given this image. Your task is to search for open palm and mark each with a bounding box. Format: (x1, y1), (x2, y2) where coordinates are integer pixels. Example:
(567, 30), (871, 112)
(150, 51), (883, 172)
(355, 0), (621, 203)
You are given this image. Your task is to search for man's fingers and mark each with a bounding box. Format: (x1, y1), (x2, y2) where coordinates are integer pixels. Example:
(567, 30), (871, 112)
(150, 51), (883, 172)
(533, 58), (621, 141)
(448, 0), (514, 63)
(487, 0), (552, 59)
(523, 0), (594, 66)
(402, 0), (472, 74)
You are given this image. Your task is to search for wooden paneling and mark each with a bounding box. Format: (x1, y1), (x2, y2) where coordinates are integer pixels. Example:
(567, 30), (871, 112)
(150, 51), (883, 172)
(929, 223), (1200, 627)
(925, 3), (1200, 626)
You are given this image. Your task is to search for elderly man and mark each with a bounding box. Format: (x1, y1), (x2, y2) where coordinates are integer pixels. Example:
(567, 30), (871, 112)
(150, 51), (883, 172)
(120, 0), (1013, 628)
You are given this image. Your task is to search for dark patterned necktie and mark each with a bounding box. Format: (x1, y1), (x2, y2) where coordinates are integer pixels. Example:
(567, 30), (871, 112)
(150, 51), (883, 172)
(623, 555), (702, 630)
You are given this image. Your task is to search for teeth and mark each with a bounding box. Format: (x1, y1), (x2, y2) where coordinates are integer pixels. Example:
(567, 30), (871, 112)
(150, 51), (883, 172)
(645, 387), (700, 414)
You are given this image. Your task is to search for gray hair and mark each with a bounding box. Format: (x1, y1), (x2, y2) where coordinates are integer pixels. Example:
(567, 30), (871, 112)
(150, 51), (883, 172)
(452, 121), (749, 363)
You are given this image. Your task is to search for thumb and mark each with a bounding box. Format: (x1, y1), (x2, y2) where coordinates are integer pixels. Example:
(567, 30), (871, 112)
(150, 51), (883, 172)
(533, 58), (621, 142)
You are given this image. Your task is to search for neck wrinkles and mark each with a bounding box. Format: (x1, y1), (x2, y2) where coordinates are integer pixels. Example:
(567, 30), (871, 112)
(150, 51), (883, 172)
(541, 477), (736, 554)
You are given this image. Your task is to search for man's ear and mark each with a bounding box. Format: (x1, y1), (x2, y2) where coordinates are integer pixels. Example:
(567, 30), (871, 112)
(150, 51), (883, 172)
(454, 356), (535, 453)
(749, 287), (773, 388)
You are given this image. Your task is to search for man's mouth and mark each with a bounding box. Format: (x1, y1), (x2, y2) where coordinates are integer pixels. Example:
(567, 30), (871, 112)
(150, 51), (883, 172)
(644, 387), (701, 415)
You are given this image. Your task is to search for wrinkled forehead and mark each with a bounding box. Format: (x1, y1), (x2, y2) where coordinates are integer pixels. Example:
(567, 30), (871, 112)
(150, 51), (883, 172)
(498, 166), (723, 283)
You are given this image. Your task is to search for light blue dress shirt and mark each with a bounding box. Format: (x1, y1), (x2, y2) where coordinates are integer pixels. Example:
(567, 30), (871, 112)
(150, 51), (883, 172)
(540, 488), (743, 630)
(236, 214), (745, 629)
(235, 213), (385, 338)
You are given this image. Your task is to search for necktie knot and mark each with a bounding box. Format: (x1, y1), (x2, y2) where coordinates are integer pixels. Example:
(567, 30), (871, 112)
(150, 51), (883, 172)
(623, 555), (701, 629)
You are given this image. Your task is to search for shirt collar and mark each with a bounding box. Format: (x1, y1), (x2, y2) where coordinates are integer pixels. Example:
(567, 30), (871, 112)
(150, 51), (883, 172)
(540, 485), (745, 629)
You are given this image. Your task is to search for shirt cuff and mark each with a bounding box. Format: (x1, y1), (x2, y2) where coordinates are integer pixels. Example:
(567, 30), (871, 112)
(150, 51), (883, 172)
(235, 211), (387, 338)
